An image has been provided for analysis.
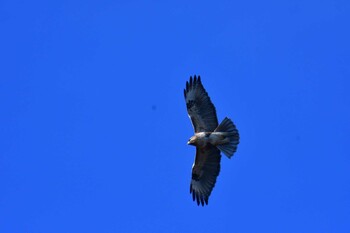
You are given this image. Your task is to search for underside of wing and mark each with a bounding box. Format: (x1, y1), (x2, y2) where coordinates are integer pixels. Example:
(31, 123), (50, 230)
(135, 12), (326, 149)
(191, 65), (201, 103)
(184, 75), (218, 132)
(190, 145), (221, 206)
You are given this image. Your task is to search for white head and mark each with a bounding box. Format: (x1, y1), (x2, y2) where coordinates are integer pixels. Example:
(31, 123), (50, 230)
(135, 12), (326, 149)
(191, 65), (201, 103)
(187, 136), (196, 145)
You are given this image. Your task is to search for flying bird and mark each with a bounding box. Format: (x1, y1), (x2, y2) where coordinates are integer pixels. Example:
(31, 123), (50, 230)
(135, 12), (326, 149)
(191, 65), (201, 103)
(184, 75), (240, 206)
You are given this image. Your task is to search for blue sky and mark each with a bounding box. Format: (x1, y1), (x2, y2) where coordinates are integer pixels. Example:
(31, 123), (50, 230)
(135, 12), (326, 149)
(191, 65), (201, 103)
(1, 0), (350, 232)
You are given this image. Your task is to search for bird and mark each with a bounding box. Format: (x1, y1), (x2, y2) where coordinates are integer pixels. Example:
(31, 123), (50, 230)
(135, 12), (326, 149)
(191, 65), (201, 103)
(184, 75), (240, 206)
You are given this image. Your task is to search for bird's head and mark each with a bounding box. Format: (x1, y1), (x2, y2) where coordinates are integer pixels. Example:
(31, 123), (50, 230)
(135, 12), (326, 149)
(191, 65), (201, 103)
(187, 136), (196, 146)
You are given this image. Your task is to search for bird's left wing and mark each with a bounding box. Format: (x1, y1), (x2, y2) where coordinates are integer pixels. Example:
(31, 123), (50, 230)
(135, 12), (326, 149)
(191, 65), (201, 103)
(184, 75), (218, 132)
(190, 145), (221, 206)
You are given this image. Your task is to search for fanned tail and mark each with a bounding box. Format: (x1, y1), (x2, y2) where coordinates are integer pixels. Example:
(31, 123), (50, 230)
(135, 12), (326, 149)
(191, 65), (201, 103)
(214, 117), (239, 158)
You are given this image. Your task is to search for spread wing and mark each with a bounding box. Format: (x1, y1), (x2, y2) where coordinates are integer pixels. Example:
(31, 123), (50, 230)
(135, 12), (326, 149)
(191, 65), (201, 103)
(190, 145), (221, 206)
(184, 75), (218, 132)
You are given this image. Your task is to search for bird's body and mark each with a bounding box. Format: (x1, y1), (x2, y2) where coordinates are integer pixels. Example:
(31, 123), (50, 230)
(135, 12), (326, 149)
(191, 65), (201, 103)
(184, 75), (240, 206)
(188, 132), (231, 148)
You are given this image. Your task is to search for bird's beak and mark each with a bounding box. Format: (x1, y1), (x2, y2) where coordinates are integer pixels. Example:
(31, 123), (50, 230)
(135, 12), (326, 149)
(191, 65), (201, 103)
(187, 137), (194, 145)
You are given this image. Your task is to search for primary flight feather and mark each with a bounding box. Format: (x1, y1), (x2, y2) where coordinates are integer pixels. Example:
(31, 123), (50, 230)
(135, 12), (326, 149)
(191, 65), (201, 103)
(184, 75), (240, 206)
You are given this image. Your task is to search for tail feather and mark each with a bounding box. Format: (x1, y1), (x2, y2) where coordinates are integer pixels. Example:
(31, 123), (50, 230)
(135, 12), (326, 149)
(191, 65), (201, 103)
(215, 117), (239, 158)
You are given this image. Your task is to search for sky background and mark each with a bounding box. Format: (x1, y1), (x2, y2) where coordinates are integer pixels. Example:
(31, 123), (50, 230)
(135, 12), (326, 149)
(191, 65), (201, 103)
(1, 0), (350, 232)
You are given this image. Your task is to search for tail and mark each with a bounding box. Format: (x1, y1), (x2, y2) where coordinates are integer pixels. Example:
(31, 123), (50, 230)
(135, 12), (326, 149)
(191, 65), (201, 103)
(214, 117), (240, 158)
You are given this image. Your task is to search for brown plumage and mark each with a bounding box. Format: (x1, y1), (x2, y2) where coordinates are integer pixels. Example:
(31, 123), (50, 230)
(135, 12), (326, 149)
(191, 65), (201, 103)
(184, 75), (240, 206)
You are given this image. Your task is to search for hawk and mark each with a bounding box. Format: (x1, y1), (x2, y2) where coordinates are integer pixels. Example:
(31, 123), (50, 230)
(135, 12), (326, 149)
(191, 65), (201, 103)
(184, 75), (240, 206)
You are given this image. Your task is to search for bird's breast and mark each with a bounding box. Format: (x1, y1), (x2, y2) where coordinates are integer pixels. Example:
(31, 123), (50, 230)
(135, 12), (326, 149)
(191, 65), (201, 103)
(194, 132), (211, 147)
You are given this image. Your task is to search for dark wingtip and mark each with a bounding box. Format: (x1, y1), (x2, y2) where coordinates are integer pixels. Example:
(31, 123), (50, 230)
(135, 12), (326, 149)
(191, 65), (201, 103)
(192, 75), (201, 87)
(196, 193), (200, 205)
(190, 188), (209, 206)
(200, 196), (205, 206)
(191, 186), (196, 201)
(186, 75), (202, 93)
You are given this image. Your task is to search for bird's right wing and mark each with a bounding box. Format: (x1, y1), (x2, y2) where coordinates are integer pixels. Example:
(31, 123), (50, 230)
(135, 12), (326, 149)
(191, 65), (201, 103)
(190, 144), (221, 206)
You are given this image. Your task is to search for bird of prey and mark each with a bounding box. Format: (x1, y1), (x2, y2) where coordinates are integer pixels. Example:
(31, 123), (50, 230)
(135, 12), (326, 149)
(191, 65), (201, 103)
(184, 75), (240, 206)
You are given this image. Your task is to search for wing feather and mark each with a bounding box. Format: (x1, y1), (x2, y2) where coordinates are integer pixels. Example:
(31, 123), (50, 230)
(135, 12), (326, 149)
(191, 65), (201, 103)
(190, 145), (221, 206)
(184, 75), (218, 132)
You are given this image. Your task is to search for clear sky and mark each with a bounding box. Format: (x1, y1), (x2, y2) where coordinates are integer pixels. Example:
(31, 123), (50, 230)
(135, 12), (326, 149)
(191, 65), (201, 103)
(1, 0), (349, 232)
